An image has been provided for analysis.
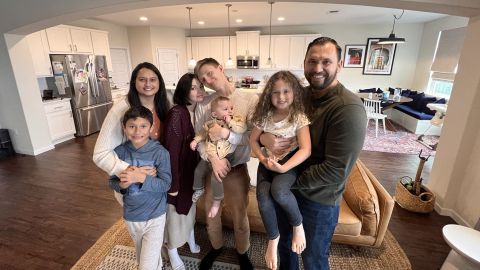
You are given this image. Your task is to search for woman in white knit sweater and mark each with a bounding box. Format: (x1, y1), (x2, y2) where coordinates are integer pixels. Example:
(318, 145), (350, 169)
(93, 62), (170, 203)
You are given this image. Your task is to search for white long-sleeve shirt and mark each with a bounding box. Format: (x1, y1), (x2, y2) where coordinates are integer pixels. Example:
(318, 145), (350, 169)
(93, 99), (130, 177)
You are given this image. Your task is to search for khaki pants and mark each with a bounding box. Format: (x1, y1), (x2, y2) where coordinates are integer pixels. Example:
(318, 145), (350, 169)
(204, 164), (251, 254)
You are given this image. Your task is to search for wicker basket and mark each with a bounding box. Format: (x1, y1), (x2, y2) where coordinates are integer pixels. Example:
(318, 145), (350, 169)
(395, 178), (435, 213)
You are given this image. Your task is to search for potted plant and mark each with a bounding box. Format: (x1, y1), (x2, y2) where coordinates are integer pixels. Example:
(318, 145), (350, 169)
(395, 150), (436, 213)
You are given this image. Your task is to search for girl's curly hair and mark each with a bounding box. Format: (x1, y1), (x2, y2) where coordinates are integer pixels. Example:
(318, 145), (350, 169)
(252, 71), (308, 126)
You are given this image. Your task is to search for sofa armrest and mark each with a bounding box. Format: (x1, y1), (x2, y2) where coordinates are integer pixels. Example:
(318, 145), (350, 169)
(357, 159), (394, 247)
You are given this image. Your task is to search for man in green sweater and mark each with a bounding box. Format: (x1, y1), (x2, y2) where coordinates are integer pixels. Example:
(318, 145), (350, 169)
(261, 37), (367, 270)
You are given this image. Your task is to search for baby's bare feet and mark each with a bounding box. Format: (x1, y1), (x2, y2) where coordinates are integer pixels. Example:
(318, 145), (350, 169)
(292, 224), (306, 254)
(208, 199), (221, 218)
(265, 236), (279, 269)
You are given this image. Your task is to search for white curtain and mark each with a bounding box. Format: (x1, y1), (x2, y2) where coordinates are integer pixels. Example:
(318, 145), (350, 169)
(430, 27), (466, 74)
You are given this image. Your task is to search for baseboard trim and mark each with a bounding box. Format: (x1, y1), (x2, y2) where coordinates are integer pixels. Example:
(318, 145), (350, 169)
(33, 144), (55, 155)
(434, 202), (473, 227)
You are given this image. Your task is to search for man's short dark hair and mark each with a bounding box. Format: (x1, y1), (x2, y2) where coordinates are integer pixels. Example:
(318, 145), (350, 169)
(306, 37), (342, 61)
(122, 106), (153, 126)
(194, 57), (220, 77)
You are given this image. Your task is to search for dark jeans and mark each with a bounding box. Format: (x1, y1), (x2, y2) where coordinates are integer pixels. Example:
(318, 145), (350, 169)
(256, 162), (302, 240)
(276, 191), (340, 270)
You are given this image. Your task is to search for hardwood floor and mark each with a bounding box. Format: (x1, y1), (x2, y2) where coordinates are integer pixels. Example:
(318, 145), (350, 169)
(0, 134), (455, 270)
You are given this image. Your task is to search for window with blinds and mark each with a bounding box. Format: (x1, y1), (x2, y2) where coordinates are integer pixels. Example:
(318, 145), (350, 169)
(427, 27), (466, 98)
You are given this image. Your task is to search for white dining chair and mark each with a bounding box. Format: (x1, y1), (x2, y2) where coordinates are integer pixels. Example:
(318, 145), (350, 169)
(363, 98), (387, 137)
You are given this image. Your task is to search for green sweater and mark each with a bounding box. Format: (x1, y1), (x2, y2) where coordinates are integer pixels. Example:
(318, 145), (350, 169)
(293, 82), (367, 206)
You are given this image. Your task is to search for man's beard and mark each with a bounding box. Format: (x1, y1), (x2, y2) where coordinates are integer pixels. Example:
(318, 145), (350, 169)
(306, 71), (336, 91)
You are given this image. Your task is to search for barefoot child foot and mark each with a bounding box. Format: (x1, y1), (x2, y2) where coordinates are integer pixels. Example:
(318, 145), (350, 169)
(265, 236), (279, 269)
(208, 199), (221, 218)
(292, 224), (306, 254)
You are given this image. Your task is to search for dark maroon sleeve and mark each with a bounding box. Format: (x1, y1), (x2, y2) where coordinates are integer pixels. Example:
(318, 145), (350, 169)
(163, 107), (183, 194)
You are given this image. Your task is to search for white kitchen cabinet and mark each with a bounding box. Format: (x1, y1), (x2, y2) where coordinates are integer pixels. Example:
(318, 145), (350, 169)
(43, 98), (76, 145)
(259, 35), (272, 69)
(186, 37), (200, 66)
(273, 36), (290, 69)
(289, 36), (307, 70)
(236, 31), (260, 56)
(187, 37), (229, 67)
(45, 25), (93, 54)
(26, 30), (53, 77)
(91, 30), (113, 72)
(305, 34), (320, 49)
(222, 36), (236, 68)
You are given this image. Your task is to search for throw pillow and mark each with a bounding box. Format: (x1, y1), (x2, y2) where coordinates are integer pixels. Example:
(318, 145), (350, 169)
(401, 89), (411, 97)
(435, 98), (447, 104)
(423, 97), (447, 115)
(407, 92), (424, 109)
(419, 96), (437, 115)
(342, 161), (380, 237)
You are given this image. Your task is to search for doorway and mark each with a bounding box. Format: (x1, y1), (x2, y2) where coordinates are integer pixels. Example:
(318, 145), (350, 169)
(156, 48), (179, 86)
(109, 48), (131, 89)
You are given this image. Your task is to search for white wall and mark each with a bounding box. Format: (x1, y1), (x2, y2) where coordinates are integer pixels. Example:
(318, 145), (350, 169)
(150, 26), (188, 76)
(411, 16), (468, 91)
(428, 15), (480, 227)
(127, 26), (154, 66)
(4, 34), (53, 155)
(320, 23), (424, 91)
(0, 34), (32, 153)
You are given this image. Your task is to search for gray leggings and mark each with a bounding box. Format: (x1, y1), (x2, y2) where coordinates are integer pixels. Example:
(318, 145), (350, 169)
(192, 159), (224, 200)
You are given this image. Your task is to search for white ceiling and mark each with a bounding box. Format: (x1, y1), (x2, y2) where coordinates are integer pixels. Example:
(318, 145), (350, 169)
(94, 2), (447, 29)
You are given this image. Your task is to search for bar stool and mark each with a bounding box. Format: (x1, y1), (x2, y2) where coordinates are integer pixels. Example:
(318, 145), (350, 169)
(441, 224), (480, 270)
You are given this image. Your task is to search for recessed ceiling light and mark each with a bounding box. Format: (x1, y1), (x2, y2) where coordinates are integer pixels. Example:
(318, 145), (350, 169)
(139, 16), (148, 21)
(277, 17), (285, 21)
(235, 19), (243, 23)
(198, 21), (205, 25)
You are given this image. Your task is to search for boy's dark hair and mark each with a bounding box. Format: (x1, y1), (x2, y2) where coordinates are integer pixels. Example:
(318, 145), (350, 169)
(173, 73), (196, 106)
(122, 106), (153, 126)
(194, 57), (220, 77)
(306, 36), (342, 61)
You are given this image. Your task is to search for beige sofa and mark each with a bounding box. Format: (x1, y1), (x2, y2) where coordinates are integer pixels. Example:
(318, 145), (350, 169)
(196, 159), (394, 248)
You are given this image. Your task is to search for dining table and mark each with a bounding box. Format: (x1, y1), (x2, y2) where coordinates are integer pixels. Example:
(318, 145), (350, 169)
(356, 92), (413, 131)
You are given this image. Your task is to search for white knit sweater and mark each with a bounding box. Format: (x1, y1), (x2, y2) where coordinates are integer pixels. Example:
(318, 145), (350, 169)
(93, 99), (130, 177)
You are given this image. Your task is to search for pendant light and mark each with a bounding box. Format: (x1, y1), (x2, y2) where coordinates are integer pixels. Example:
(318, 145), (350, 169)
(186, 7), (196, 68)
(225, 4), (234, 67)
(266, 1), (274, 66)
(378, 10), (406, 45)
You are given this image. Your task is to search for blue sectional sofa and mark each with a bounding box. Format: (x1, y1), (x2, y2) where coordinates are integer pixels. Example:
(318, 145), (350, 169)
(390, 89), (446, 135)
(359, 88), (446, 135)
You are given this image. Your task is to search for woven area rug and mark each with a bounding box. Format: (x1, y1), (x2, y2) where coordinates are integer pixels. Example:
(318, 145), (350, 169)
(362, 121), (439, 156)
(72, 219), (411, 270)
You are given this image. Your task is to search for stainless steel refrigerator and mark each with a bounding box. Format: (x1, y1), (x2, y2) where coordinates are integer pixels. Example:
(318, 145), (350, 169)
(49, 54), (113, 136)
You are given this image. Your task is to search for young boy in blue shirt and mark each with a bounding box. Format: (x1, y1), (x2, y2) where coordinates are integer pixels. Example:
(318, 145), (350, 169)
(109, 106), (171, 270)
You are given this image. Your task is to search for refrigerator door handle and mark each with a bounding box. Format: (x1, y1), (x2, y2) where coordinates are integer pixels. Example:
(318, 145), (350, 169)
(91, 62), (100, 97)
(79, 101), (113, 111)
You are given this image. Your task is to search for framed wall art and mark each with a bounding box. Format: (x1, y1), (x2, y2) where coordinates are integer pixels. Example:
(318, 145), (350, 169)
(343, 44), (366, 68)
(363, 38), (397, 75)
